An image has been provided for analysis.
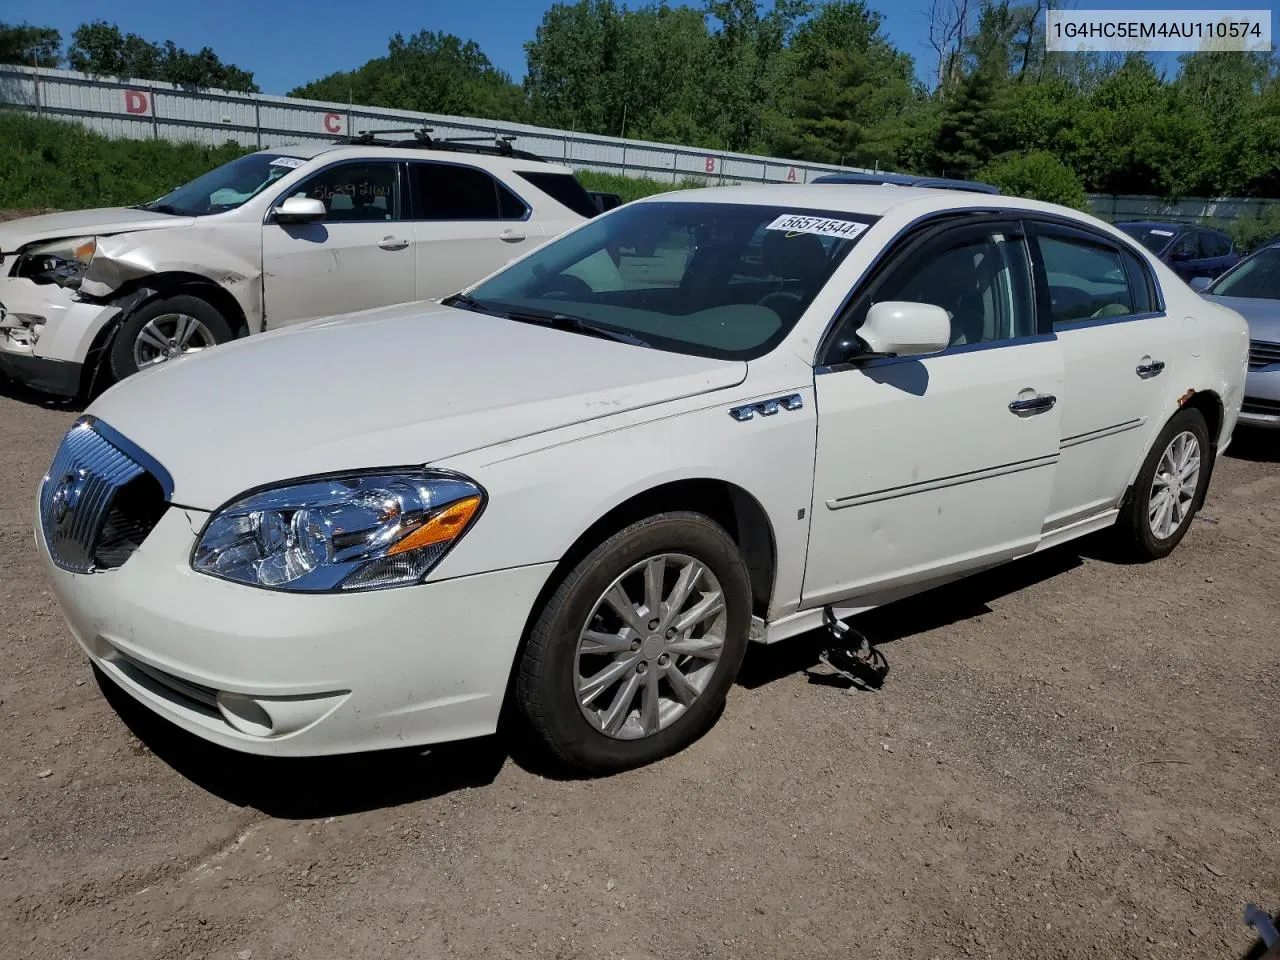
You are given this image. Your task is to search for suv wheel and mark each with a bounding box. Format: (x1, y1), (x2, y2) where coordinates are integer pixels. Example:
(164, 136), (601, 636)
(109, 294), (233, 380)
(515, 512), (752, 773)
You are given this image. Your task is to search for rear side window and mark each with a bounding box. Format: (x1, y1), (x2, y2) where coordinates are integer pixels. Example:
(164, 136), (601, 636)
(408, 163), (527, 221)
(517, 171), (600, 218)
(1036, 232), (1141, 324)
(1119, 248), (1156, 314)
(1203, 231), (1232, 258)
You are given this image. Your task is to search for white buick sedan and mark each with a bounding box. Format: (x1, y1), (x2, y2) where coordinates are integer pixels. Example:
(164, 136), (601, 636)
(36, 185), (1248, 773)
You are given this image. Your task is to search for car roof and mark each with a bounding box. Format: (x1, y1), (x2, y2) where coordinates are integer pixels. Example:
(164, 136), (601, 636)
(252, 142), (575, 175)
(811, 172), (1001, 194)
(1116, 220), (1198, 232)
(636, 183), (1111, 223)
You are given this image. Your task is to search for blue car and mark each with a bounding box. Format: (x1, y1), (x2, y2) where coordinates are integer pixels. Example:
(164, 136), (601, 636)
(1114, 221), (1238, 283)
(1193, 242), (1280, 430)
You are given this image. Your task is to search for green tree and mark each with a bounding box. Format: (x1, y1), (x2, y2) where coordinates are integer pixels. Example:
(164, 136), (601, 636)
(292, 31), (523, 121)
(979, 150), (1087, 207)
(67, 20), (258, 91)
(0, 22), (61, 66)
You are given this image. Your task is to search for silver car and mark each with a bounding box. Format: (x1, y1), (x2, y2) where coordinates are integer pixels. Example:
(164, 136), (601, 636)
(1195, 243), (1280, 429)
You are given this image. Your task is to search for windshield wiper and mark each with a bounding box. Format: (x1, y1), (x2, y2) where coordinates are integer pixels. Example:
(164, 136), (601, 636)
(442, 296), (651, 348)
(135, 202), (187, 216)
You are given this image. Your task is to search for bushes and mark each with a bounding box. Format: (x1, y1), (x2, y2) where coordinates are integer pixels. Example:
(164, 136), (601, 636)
(574, 170), (700, 203)
(0, 111), (251, 210)
(978, 151), (1089, 210)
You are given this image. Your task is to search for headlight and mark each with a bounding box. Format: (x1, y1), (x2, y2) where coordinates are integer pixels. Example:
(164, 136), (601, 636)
(17, 236), (97, 288)
(191, 472), (485, 592)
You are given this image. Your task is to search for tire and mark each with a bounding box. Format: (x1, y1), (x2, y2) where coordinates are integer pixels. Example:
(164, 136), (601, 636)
(1113, 408), (1212, 562)
(515, 511), (752, 773)
(109, 294), (233, 381)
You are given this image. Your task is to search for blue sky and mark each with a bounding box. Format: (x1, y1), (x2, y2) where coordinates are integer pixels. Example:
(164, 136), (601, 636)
(5, 0), (1277, 95)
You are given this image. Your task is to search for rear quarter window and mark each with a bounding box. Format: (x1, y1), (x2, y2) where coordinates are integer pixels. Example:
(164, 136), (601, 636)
(517, 171), (600, 219)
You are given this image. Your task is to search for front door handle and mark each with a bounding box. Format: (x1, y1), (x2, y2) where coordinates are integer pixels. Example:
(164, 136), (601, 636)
(1009, 394), (1057, 415)
(377, 236), (410, 251)
(500, 229), (526, 243)
(1136, 360), (1165, 379)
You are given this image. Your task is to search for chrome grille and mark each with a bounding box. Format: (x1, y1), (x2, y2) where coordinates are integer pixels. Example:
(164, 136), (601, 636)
(39, 419), (161, 573)
(1249, 340), (1280, 369)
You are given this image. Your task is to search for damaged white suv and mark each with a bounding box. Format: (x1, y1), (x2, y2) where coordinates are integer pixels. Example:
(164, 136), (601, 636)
(0, 135), (595, 397)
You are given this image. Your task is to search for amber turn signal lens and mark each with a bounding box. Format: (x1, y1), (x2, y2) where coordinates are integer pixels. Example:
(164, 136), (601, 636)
(387, 496), (481, 556)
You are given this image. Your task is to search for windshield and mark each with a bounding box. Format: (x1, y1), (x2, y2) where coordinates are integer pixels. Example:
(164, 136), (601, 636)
(460, 201), (877, 360)
(138, 153), (307, 217)
(1207, 246), (1280, 300)
(1116, 224), (1178, 254)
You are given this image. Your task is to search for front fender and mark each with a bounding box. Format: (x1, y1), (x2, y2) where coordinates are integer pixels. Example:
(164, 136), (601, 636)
(433, 389), (819, 621)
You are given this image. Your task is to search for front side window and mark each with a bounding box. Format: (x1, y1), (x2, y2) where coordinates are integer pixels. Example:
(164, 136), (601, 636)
(1207, 246), (1280, 299)
(459, 201), (877, 359)
(867, 227), (1037, 346)
(1037, 233), (1138, 324)
(139, 153), (306, 217)
(284, 162), (399, 222)
(1172, 230), (1198, 259)
(408, 163), (526, 220)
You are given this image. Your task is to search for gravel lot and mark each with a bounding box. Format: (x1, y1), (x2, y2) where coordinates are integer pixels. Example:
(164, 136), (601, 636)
(0, 382), (1277, 960)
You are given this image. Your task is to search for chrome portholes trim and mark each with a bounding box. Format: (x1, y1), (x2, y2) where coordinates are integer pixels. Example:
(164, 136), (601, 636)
(729, 393), (803, 422)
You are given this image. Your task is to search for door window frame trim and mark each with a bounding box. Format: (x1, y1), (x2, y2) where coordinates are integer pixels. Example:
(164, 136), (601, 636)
(263, 157), (405, 225)
(812, 206), (1168, 371)
(1025, 218), (1167, 332)
(404, 158), (533, 223)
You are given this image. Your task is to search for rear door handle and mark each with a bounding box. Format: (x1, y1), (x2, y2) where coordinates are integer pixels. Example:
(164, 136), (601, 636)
(500, 229), (526, 243)
(1136, 360), (1165, 379)
(1009, 394), (1057, 415)
(377, 236), (409, 251)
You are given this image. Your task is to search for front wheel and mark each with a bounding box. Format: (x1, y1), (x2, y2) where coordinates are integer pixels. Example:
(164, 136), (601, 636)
(515, 512), (752, 773)
(1113, 408), (1211, 561)
(109, 294), (233, 380)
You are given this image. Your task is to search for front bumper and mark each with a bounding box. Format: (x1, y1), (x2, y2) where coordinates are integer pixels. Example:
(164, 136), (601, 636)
(0, 277), (120, 395)
(38, 506), (555, 756)
(1240, 365), (1280, 430)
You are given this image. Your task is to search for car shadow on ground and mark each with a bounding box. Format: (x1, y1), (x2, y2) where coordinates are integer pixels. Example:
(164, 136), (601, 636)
(0, 375), (86, 411)
(1225, 428), (1279, 463)
(737, 545), (1085, 690)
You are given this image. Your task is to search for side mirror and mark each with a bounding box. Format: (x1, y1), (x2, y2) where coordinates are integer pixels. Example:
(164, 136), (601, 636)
(858, 301), (952, 359)
(1189, 276), (1212, 293)
(273, 196), (326, 224)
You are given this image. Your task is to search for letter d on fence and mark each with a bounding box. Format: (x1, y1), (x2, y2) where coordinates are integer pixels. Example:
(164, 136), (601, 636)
(124, 90), (149, 114)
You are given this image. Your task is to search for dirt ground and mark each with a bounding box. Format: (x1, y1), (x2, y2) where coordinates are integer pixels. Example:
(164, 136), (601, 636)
(0, 381), (1277, 960)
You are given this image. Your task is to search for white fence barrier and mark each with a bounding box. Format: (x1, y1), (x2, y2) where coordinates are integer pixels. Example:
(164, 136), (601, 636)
(0, 64), (874, 186)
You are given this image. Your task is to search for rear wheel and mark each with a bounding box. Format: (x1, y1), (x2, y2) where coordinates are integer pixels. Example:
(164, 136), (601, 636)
(109, 294), (233, 380)
(1113, 408), (1211, 561)
(515, 512), (752, 773)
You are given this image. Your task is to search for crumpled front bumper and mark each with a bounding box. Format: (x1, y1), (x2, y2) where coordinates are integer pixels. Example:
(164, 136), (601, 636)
(0, 276), (120, 397)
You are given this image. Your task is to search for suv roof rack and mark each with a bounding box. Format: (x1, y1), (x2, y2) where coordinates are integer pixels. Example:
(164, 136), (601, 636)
(337, 127), (547, 162)
(811, 172), (1001, 195)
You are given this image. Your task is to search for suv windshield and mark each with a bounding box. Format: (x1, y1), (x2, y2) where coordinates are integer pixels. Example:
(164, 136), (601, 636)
(457, 201), (876, 360)
(1116, 224), (1178, 254)
(1207, 246), (1280, 300)
(138, 153), (307, 217)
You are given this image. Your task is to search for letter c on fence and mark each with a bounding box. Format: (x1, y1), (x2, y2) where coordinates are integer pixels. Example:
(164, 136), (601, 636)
(124, 90), (149, 115)
(324, 112), (342, 134)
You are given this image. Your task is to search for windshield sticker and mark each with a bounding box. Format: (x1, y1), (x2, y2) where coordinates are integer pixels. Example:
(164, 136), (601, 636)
(1150, 229), (1174, 236)
(269, 157), (307, 169)
(765, 214), (869, 241)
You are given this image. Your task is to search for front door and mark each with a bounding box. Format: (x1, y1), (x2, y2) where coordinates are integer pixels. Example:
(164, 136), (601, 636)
(1030, 222), (1179, 531)
(262, 160), (416, 327)
(803, 219), (1064, 608)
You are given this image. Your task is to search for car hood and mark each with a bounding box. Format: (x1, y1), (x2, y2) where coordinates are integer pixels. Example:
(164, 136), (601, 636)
(87, 303), (748, 509)
(1202, 294), (1280, 343)
(0, 207), (193, 254)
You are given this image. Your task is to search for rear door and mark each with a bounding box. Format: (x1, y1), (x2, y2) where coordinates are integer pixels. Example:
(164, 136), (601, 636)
(405, 161), (537, 299)
(261, 160), (415, 326)
(1029, 221), (1178, 533)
